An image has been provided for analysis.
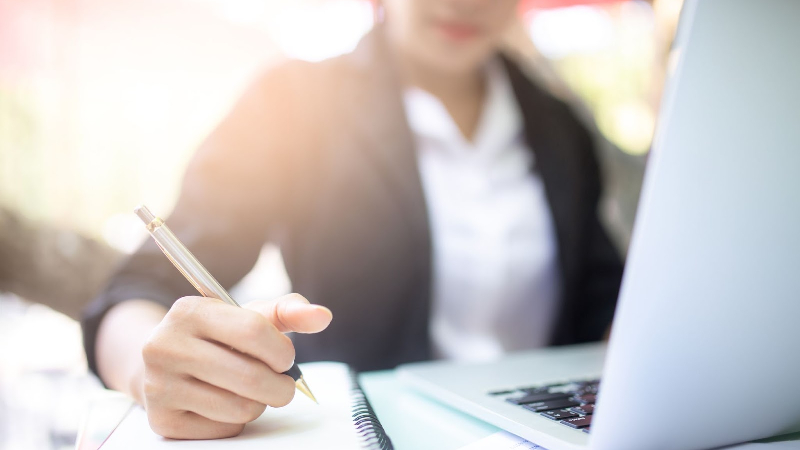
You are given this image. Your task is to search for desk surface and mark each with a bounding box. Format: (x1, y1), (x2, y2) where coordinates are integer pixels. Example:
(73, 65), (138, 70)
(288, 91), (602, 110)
(359, 371), (800, 450)
(80, 370), (800, 450)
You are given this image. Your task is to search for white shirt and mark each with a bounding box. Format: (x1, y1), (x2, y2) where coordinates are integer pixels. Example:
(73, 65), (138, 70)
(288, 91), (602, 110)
(404, 61), (561, 362)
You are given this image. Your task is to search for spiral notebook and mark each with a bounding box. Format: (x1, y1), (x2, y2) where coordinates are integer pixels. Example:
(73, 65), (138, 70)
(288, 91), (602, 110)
(99, 362), (393, 450)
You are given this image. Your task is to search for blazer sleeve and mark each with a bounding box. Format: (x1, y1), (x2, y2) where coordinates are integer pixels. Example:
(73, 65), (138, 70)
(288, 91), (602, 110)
(81, 62), (310, 379)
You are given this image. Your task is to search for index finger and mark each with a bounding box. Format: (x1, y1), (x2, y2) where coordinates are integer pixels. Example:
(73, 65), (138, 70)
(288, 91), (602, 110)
(167, 297), (295, 374)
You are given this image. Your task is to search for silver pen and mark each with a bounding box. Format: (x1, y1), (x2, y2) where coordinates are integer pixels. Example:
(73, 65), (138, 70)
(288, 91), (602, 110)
(134, 204), (317, 404)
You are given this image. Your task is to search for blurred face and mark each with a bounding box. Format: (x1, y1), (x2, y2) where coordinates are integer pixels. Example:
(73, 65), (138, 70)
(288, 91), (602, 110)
(382, 0), (519, 75)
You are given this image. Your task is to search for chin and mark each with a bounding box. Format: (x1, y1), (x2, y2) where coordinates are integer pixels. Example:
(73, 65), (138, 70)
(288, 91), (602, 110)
(426, 47), (494, 75)
(416, 34), (495, 74)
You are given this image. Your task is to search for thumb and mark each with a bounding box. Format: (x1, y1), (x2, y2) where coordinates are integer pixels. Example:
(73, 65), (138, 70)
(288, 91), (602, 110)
(245, 294), (332, 334)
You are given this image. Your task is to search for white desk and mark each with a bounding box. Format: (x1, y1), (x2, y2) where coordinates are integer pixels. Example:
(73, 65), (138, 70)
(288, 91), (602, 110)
(78, 370), (800, 450)
(359, 371), (800, 450)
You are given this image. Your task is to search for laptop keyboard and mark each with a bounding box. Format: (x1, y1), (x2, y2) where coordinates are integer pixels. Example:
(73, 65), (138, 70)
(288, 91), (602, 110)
(491, 378), (600, 434)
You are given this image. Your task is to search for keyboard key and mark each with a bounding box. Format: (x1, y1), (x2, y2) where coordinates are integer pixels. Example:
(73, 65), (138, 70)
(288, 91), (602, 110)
(506, 392), (571, 405)
(582, 427), (591, 434)
(560, 415), (593, 429)
(572, 394), (596, 404)
(576, 384), (599, 395)
(539, 409), (578, 421)
(518, 386), (550, 394)
(523, 399), (580, 413)
(568, 404), (594, 415)
(547, 383), (583, 394)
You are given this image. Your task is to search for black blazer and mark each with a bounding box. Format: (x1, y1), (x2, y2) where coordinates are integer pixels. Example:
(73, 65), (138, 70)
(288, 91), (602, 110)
(82, 28), (623, 375)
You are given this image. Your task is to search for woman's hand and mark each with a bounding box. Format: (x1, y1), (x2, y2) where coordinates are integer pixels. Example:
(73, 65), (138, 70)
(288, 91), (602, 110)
(139, 294), (332, 439)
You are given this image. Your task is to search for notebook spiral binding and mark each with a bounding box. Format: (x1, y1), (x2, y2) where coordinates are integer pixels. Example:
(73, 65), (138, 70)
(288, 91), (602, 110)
(349, 372), (394, 450)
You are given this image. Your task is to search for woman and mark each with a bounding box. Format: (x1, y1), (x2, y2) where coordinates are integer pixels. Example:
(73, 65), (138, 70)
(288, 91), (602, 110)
(82, 0), (623, 440)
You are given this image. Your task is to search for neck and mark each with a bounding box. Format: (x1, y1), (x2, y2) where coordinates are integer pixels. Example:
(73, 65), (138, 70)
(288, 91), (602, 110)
(392, 49), (488, 141)
(397, 55), (485, 103)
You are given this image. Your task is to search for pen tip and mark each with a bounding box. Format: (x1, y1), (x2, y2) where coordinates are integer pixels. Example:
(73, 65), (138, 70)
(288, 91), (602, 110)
(296, 377), (318, 404)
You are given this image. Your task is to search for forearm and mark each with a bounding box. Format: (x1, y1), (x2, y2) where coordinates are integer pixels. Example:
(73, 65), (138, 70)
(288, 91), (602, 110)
(95, 299), (168, 404)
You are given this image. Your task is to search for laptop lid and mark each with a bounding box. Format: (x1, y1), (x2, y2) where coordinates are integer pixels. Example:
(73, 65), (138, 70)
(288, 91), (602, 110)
(591, 1), (800, 449)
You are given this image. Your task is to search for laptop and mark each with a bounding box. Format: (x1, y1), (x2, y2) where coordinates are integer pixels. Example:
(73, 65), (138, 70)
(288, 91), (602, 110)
(397, 1), (800, 449)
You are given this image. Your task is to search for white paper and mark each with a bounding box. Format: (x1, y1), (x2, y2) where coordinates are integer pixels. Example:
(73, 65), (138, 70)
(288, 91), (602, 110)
(101, 362), (370, 449)
(458, 431), (548, 450)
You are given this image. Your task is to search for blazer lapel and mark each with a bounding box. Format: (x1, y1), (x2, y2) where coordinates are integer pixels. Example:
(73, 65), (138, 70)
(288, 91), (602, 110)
(335, 42), (578, 289)
(340, 28), (431, 243)
(502, 56), (580, 297)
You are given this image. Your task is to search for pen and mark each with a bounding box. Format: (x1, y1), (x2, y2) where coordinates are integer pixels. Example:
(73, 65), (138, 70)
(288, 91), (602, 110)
(133, 204), (318, 404)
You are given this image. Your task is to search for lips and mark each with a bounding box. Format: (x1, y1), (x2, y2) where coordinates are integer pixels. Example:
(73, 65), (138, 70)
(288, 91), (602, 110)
(435, 21), (481, 42)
